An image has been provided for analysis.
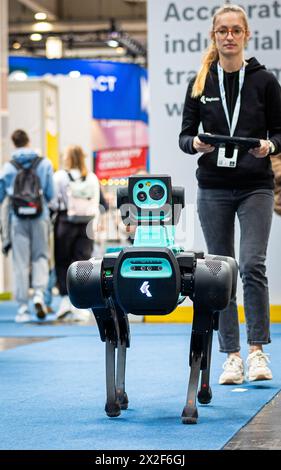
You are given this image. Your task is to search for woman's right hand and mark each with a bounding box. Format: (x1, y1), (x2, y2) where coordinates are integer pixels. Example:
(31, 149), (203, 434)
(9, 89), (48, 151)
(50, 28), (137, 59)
(193, 136), (215, 153)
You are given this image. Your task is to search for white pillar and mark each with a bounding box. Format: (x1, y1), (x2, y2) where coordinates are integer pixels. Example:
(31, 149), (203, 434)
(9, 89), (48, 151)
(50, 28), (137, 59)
(0, 0), (9, 294)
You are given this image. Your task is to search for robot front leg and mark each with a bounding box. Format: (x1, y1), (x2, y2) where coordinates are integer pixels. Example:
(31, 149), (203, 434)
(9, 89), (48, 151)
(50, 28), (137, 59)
(105, 337), (121, 417)
(103, 300), (130, 417)
(111, 300), (130, 411)
(197, 326), (213, 405)
(116, 342), (129, 410)
(105, 340), (129, 416)
(197, 311), (219, 404)
(103, 299), (130, 418)
(105, 337), (129, 416)
(182, 348), (202, 424)
(93, 306), (122, 418)
(182, 305), (213, 424)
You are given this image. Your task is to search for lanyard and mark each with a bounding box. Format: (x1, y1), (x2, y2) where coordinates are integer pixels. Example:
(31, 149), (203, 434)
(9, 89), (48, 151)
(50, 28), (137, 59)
(217, 62), (245, 136)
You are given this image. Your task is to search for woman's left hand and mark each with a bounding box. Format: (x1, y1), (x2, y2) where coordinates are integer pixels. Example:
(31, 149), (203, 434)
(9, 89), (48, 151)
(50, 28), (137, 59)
(249, 139), (270, 158)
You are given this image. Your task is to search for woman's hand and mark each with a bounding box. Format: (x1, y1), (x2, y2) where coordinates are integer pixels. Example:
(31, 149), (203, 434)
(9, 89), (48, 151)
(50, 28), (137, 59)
(249, 139), (271, 158)
(193, 136), (215, 153)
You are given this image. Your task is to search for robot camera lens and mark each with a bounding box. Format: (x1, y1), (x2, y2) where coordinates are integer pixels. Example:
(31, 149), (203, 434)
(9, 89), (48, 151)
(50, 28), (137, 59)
(137, 191), (147, 202)
(138, 183), (144, 188)
(149, 185), (165, 201)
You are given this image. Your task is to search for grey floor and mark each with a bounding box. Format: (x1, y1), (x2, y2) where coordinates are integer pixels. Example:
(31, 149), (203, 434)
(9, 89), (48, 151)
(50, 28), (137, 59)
(0, 337), (51, 351)
(1, 336), (281, 450)
(224, 391), (281, 450)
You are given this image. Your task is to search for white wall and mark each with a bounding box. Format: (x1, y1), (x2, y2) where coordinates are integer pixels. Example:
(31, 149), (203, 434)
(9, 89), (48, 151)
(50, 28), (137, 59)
(8, 76), (93, 169)
(147, 0), (281, 304)
(8, 88), (42, 153)
(0, 0), (8, 294)
(48, 75), (93, 170)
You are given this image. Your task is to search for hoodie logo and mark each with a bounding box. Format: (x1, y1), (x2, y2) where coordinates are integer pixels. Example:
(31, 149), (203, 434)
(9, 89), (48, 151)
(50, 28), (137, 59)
(200, 95), (220, 105)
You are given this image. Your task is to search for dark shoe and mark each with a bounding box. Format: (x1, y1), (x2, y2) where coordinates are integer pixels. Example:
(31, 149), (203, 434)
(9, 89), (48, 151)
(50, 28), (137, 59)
(33, 294), (47, 320)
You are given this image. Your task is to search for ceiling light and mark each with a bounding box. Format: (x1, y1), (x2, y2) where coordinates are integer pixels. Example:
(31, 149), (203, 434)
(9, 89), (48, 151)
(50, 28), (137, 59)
(30, 33), (42, 41)
(107, 39), (119, 48)
(34, 12), (47, 20)
(46, 37), (63, 59)
(69, 70), (81, 78)
(33, 21), (53, 32)
(12, 41), (21, 50)
(116, 46), (125, 54)
(9, 71), (28, 81)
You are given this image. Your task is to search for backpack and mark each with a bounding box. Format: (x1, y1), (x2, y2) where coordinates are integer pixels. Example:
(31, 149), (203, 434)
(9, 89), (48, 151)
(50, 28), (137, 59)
(10, 157), (43, 218)
(66, 171), (98, 224)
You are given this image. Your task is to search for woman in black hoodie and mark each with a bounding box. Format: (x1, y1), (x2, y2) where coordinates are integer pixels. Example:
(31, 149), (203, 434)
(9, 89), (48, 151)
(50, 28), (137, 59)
(179, 4), (281, 385)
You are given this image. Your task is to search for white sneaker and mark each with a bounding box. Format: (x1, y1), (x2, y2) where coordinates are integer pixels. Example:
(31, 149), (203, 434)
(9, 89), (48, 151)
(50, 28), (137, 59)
(70, 306), (92, 322)
(15, 304), (32, 323)
(219, 355), (245, 385)
(56, 295), (72, 320)
(33, 291), (47, 320)
(247, 351), (273, 381)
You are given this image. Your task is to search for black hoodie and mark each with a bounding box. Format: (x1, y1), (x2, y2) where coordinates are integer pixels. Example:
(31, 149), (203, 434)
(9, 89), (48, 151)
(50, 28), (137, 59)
(179, 57), (281, 189)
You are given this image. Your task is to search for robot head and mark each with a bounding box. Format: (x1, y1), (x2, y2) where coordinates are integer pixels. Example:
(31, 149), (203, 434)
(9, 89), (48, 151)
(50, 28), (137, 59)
(117, 174), (185, 226)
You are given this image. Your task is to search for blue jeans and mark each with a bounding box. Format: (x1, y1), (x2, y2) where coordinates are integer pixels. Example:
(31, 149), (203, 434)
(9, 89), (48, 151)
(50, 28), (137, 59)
(11, 217), (49, 305)
(197, 188), (274, 353)
(44, 268), (57, 307)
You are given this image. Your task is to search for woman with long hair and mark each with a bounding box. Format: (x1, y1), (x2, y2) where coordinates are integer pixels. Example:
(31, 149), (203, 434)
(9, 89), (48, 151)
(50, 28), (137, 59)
(179, 4), (281, 384)
(52, 145), (100, 320)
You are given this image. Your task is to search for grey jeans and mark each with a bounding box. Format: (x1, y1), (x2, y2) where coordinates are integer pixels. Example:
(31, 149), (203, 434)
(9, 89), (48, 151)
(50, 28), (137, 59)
(197, 187), (274, 353)
(11, 217), (49, 305)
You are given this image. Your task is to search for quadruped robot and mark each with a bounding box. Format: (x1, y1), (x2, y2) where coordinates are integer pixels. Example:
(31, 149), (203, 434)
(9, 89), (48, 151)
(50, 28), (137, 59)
(67, 175), (238, 424)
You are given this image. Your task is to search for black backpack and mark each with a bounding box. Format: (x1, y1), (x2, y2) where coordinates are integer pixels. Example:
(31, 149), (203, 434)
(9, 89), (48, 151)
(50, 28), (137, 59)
(10, 157), (44, 218)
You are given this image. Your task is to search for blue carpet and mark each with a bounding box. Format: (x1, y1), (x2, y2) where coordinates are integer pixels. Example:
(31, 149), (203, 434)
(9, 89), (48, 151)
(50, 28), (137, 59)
(0, 303), (281, 450)
(0, 300), (98, 337)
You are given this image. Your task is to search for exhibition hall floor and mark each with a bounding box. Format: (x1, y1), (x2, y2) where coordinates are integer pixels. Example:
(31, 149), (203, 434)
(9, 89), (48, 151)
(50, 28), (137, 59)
(0, 301), (281, 450)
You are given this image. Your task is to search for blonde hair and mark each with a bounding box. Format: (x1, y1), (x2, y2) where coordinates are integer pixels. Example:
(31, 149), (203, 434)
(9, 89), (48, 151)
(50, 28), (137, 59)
(192, 4), (249, 98)
(63, 145), (88, 178)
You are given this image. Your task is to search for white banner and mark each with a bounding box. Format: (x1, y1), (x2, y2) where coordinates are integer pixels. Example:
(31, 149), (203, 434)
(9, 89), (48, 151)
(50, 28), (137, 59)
(148, 0), (281, 303)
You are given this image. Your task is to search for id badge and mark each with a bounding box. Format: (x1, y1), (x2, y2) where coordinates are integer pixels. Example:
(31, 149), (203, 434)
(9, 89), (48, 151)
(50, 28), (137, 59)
(217, 145), (238, 168)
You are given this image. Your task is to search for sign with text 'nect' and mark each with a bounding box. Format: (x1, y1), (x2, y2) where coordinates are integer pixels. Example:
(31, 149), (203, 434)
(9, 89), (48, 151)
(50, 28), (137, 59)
(9, 56), (148, 122)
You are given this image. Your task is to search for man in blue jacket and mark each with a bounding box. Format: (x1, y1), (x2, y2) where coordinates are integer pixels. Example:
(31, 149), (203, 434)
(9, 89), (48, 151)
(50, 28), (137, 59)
(0, 129), (54, 322)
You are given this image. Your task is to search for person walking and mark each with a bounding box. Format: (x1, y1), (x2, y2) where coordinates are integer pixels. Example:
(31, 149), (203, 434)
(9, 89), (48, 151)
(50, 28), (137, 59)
(179, 4), (281, 384)
(51, 145), (100, 320)
(0, 129), (54, 322)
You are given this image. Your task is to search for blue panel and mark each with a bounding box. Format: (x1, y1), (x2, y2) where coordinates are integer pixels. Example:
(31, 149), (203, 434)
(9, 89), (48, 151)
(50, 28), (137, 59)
(139, 67), (149, 123)
(9, 56), (148, 122)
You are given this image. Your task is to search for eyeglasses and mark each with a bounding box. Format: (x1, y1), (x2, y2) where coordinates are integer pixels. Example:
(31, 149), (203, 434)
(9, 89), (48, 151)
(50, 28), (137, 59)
(214, 27), (245, 39)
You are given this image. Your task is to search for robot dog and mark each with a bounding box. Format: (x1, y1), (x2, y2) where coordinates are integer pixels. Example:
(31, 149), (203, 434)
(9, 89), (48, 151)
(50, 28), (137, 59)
(67, 175), (237, 424)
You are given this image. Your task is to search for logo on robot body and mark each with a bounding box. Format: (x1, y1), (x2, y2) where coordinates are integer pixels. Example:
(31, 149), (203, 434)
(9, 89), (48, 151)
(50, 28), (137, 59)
(140, 281), (152, 297)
